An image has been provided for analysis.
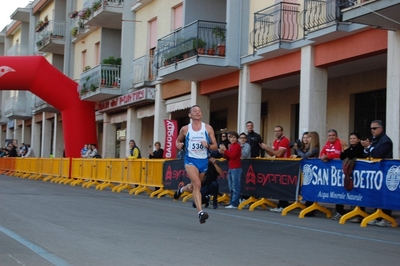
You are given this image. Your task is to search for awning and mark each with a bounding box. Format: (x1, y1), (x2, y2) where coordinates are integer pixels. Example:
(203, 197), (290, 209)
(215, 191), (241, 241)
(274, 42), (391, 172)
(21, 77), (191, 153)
(166, 94), (191, 113)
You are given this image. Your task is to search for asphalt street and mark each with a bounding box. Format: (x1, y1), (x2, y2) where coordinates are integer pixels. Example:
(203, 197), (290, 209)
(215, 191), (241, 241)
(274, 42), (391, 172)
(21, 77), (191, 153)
(1, 174), (399, 266)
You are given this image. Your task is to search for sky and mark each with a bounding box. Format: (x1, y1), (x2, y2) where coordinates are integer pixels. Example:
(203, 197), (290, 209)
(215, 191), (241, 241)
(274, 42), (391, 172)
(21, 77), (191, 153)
(0, 0), (31, 29)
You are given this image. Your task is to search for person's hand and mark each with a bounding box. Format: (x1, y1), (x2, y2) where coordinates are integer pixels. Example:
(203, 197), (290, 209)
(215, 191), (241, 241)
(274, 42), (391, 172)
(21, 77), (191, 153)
(320, 154), (328, 162)
(293, 143), (298, 149)
(209, 157), (216, 164)
(290, 154), (298, 158)
(176, 142), (184, 150)
(259, 143), (269, 150)
(219, 144), (226, 152)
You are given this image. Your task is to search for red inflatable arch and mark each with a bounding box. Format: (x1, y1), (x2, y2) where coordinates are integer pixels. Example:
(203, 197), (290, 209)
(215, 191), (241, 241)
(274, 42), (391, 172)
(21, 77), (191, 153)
(0, 56), (97, 158)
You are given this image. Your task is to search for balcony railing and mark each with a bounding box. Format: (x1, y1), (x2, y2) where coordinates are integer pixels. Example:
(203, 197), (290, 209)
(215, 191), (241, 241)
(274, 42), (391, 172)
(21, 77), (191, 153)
(301, 0), (339, 34)
(132, 55), (156, 86)
(78, 64), (121, 96)
(36, 20), (65, 48)
(156, 20), (226, 69)
(7, 44), (29, 56)
(250, 2), (301, 51)
(4, 96), (31, 119)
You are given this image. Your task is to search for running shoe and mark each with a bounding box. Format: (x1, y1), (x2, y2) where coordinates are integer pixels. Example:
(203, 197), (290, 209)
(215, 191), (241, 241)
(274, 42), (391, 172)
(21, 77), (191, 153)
(173, 182), (184, 200)
(199, 212), (209, 224)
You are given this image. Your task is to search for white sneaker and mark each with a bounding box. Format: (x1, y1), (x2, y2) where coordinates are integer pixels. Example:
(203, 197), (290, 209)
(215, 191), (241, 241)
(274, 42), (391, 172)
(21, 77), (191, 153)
(331, 212), (342, 221)
(224, 205), (237, 209)
(270, 207), (283, 213)
(367, 219), (378, 226)
(376, 219), (391, 227)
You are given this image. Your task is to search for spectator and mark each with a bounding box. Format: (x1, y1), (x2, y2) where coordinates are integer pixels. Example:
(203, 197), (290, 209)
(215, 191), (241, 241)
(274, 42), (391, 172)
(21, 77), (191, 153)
(128, 140), (141, 159)
(259, 125), (291, 212)
(81, 144), (88, 157)
(239, 132), (251, 159)
(361, 120), (393, 227)
(192, 157), (223, 210)
(88, 144), (100, 158)
(22, 144), (35, 158)
(246, 121), (264, 158)
(218, 131), (242, 209)
(6, 142), (18, 157)
(295, 131), (320, 159)
(221, 132), (230, 150)
(291, 132), (309, 158)
(320, 129), (342, 162)
(149, 141), (164, 159)
(332, 132), (364, 221)
(82, 143), (92, 158)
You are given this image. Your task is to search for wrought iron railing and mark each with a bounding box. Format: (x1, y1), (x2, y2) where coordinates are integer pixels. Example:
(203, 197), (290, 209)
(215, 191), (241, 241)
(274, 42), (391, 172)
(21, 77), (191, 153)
(36, 20), (65, 47)
(156, 20), (226, 69)
(250, 2), (301, 51)
(78, 64), (121, 96)
(132, 55), (156, 85)
(301, 0), (339, 33)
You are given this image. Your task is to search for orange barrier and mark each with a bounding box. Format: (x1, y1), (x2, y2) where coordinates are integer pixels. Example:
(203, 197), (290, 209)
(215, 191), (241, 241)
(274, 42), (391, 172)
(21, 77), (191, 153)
(13, 158), (27, 177)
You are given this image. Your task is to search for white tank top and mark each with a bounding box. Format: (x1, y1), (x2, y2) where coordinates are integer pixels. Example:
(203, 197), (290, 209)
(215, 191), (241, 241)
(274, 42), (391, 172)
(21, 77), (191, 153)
(185, 122), (210, 159)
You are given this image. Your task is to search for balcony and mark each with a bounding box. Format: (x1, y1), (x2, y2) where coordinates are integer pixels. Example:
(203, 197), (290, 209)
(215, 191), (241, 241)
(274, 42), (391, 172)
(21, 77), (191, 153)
(84, 0), (124, 30)
(31, 96), (58, 114)
(250, 2), (302, 56)
(79, 64), (122, 102)
(4, 96), (32, 120)
(131, 55), (156, 88)
(341, 0), (400, 31)
(36, 20), (65, 54)
(7, 44), (29, 56)
(301, 0), (339, 34)
(156, 20), (238, 82)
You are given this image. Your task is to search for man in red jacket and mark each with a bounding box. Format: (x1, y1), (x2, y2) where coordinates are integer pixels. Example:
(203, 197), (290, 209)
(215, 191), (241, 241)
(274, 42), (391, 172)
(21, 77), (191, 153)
(320, 129), (342, 162)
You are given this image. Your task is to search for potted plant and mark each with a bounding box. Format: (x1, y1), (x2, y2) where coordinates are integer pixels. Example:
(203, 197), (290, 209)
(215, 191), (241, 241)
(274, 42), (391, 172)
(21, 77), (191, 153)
(71, 26), (78, 37)
(92, 1), (102, 11)
(193, 38), (206, 54)
(212, 26), (226, 56)
(207, 44), (216, 55)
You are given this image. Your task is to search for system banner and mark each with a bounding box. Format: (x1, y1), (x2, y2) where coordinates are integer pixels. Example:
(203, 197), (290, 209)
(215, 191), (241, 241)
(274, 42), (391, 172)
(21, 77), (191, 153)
(162, 159), (229, 192)
(162, 159), (299, 202)
(163, 119), (178, 158)
(241, 159), (299, 200)
(301, 159), (400, 210)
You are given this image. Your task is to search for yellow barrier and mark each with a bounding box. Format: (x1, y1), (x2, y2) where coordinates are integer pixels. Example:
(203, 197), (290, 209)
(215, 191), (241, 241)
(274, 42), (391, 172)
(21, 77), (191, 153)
(59, 158), (72, 184)
(14, 158), (27, 177)
(70, 158), (84, 186)
(71, 159), (95, 187)
(96, 159), (124, 190)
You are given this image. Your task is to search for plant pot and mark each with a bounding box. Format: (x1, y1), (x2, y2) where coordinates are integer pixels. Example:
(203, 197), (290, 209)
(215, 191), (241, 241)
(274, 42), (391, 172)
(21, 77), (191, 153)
(207, 48), (216, 55)
(217, 45), (226, 56)
(196, 48), (205, 55)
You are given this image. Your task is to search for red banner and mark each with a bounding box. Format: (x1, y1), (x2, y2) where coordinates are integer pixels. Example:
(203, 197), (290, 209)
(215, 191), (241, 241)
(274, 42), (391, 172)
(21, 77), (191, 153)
(163, 119), (178, 158)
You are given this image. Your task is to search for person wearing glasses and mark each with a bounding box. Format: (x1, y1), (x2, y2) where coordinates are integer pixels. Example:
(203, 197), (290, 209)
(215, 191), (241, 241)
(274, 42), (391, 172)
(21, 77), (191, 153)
(361, 120), (393, 227)
(239, 132), (251, 159)
(259, 125), (291, 213)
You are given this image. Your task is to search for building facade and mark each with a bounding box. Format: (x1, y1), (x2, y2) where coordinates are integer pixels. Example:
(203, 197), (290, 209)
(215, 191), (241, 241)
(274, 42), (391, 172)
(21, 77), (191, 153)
(1, 0), (399, 158)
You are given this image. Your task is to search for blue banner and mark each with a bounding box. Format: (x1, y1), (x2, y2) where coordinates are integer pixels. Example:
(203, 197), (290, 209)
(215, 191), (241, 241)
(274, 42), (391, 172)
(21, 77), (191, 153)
(301, 159), (400, 210)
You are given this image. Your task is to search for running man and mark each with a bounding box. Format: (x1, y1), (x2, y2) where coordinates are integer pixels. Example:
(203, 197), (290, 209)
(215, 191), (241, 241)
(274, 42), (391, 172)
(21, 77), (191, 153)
(174, 105), (218, 224)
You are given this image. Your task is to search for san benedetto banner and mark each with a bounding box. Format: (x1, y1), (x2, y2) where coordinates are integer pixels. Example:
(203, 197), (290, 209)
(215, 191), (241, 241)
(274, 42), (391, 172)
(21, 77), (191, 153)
(163, 119), (178, 158)
(301, 158), (400, 210)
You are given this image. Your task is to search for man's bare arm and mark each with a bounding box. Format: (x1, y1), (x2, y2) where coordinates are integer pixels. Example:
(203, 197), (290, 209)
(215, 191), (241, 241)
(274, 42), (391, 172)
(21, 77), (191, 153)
(176, 126), (187, 150)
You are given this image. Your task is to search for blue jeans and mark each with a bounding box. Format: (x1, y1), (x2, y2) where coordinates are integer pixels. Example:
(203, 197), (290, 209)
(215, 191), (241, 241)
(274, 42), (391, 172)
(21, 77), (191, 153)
(228, 168), (242, 207)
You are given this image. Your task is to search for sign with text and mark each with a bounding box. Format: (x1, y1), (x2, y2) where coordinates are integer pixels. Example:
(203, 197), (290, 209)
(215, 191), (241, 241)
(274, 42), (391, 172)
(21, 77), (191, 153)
(301, 159), (400, 210)
(163, 119), (178, 158)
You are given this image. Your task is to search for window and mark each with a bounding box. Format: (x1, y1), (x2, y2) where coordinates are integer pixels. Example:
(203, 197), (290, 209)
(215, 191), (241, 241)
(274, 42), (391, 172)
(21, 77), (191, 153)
(173, 4), (183, 30)
(353, 89), (386, 139)
(81, 49), (87, 72)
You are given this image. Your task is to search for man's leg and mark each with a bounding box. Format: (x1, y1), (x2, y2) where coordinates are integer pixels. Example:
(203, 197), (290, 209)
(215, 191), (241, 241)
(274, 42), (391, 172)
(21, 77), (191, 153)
(210, 181), (219, 208)
(185, 165), (203, 213)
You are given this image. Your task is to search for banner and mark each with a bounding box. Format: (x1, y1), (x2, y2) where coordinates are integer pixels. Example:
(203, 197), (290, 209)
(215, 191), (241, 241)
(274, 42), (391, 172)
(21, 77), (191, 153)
(241, 159), (299, 200)
(162, 159), (299, 202)
(301, 159), (400, 210)
(163, 119), (178, 158)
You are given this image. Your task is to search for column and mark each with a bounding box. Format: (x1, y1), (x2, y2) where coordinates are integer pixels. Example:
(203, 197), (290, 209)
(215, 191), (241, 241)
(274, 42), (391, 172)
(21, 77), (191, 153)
(41, 112), (52, 157)
(31, 115), (41, 157)
(386, 31), (400, 159)
(102, 113), (116, 158)
(14, 120), (22, 145)
(237, 65), (262, 133)
(22, 120), (31, 144)
(153, 84), (169, 146)
(299, 45), (328, 136)
(191, 82), (210, 124)
(53, 113), (64, 157)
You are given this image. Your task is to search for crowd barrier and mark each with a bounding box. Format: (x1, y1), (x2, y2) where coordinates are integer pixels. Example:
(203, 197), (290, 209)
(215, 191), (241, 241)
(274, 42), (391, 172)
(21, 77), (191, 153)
(1, 157), (399, 227)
